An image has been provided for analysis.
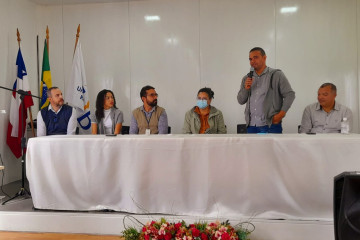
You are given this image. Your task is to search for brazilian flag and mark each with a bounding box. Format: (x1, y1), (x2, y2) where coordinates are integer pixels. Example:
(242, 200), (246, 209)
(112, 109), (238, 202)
(40, 39), (52, 109)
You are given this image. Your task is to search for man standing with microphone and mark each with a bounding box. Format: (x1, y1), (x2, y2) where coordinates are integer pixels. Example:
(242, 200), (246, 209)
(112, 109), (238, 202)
(237, 47), (295, 133)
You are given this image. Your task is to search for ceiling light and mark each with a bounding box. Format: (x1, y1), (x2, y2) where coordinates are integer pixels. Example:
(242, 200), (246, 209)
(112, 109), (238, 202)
(145, 15), (160, 22)
(280, 7), (298, 14)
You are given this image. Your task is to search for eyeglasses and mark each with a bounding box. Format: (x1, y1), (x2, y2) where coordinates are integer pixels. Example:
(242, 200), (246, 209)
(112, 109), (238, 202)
(197, 97), (209, 101)
(147, 93), (158, 97)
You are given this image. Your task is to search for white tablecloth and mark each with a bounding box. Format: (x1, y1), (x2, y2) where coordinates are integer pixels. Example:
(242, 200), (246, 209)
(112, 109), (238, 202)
(26, 134), (360, 220)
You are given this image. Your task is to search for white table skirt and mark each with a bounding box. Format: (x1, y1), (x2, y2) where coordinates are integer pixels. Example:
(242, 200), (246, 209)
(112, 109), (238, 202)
(26, 134), (360, 220)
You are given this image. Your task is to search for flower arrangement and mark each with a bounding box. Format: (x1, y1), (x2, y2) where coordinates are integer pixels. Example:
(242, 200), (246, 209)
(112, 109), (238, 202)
(122, 218), (254, 240)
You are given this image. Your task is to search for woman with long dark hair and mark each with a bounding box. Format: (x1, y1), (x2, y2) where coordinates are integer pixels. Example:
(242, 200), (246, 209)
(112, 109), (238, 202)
(91, 89), (123, 134)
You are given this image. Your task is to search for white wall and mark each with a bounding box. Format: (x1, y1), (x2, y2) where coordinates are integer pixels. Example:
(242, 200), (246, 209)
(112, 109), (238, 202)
(1, 0), (360, 182)
(200, 0), (277, 133)
(276, 0), (359, 133)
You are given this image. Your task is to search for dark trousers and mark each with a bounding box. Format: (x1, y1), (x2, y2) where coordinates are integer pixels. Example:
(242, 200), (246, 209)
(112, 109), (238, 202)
(247, 123), (283, 134)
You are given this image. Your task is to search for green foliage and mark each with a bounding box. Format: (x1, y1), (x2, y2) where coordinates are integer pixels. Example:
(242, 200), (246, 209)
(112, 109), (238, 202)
(181, 220), (186, 226)
(122, 227), (141, 240)
(236, 229), (249, 240)
(221, 220), (231, 226)
(194, 222), (207, 232)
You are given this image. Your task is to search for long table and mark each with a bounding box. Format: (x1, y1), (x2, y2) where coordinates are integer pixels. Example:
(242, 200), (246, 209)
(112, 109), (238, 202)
(26, 134), (360, 220)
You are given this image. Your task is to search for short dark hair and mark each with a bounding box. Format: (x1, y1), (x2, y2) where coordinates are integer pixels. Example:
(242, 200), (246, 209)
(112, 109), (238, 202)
(320, 83), (337, 93)
(47, 86), (59, 97)
(95, 89), (117, 121)
(140, 85), (155, 99)
(198, 87), (214, 99)
(250, 47), (266, 56)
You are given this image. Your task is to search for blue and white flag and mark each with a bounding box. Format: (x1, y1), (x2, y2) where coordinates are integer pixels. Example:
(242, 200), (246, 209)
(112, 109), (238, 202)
(66, 40), (91, 134)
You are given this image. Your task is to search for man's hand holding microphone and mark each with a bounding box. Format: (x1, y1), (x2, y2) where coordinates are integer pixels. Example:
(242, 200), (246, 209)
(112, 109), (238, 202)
(245, 67), (254, 90)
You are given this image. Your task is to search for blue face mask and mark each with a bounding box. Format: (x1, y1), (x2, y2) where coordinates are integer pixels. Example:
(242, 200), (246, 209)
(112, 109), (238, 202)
(197, 99), (208, 109)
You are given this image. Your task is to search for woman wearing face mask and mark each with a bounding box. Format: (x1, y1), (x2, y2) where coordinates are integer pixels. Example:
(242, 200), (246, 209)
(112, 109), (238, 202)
(182, 87), (227, 134)
(91, 89), (124, 135)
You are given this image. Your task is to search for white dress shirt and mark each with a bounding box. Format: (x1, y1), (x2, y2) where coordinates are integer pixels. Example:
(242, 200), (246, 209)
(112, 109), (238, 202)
(36, 104), (77, 137)
(103, 109), (113, 134)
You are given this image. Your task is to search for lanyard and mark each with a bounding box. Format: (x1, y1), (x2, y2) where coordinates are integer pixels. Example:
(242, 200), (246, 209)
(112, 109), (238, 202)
(143, 111), (153, 127)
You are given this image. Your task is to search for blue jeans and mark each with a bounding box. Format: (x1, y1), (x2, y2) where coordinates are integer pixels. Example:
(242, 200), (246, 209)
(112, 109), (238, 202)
(247, 123), (283, 134)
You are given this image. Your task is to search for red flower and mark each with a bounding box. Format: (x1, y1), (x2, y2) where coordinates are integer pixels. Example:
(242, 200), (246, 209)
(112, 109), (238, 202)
(191, 228), (200, 237)
(221, 232), (230, 240)
(175, 223), (182, 230)
(142, 227), (147, 232)
(145, 235), (150, 240)
(201, 233), (208, 240)
(165, 232), (172, 240)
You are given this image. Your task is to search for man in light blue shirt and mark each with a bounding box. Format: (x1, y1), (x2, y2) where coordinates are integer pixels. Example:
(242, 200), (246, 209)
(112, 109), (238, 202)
(300, 83), (352, 133)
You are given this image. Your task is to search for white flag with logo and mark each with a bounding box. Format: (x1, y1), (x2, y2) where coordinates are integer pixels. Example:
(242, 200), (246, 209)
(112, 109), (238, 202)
(66, 40), (91, 134)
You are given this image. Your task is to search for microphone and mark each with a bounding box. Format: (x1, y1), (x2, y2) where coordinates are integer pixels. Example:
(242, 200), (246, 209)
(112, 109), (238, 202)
(247, 67), (254, 78)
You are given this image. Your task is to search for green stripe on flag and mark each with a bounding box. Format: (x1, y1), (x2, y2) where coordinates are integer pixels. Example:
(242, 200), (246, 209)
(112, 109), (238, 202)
(40, 39), (52, 109)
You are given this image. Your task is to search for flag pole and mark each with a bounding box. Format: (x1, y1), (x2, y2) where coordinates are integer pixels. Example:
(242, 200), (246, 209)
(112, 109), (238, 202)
(17, 29), (35, 137)
(73, 24), (80, 57)
(46, 26), (49, 55)
(36, 35), (40, 110)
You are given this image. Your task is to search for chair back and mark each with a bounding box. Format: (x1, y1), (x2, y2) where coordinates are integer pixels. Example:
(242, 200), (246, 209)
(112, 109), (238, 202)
(121, 125), (130, 135)
(237, 124), (247, 134)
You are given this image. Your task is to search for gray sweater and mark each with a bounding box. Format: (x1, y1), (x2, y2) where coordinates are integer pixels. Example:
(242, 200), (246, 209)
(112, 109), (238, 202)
(237, 67), (295, 126)
(90, 107), (124, 134)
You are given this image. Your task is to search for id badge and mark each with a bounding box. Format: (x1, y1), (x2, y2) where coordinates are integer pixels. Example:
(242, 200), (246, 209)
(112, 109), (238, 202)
(145, 128), (151, 135)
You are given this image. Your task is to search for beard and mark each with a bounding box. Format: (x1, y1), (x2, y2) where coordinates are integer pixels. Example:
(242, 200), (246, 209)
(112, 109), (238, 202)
(147, 99), (157, 107)
(55, 99), (64, 107)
